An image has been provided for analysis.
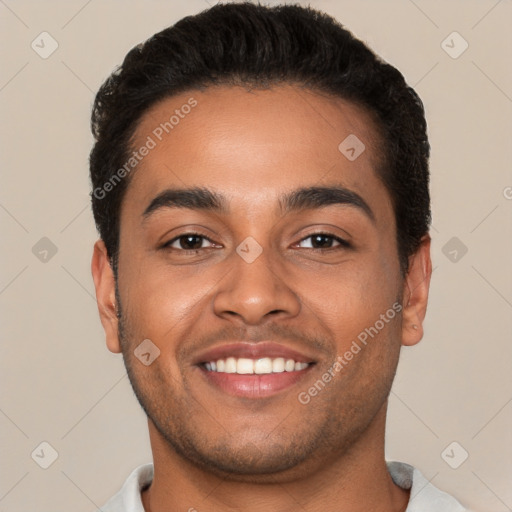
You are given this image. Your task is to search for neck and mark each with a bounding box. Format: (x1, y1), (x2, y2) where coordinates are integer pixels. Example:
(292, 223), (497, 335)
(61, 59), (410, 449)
(141, 404), (409, 512)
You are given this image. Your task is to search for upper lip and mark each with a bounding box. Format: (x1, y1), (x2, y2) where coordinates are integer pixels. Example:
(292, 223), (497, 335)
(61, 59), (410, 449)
(193, 342), (317, 365)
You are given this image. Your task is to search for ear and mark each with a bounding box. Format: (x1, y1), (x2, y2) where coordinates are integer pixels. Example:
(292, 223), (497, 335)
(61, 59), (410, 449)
(401, 235), (432, 347)
(91, 240), (121, 353)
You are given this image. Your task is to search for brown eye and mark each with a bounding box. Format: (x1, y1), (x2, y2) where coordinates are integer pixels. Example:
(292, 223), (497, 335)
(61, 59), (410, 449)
(179, 235), (204, 250)
(311, 234), (335, 248)
(165, 234), (215, 251)
(297, 233), (349, 249)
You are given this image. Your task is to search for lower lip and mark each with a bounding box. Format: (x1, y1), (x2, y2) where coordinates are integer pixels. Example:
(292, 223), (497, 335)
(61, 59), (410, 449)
(198, 366), (314, 399)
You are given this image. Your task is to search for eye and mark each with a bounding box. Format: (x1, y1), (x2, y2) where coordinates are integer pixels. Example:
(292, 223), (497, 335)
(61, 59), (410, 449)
(164, 233), (219, 251)
(296, 233), (350, 250)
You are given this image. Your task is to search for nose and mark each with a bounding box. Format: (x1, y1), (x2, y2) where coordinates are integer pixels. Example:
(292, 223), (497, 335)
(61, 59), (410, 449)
(213, 247), (301, 326)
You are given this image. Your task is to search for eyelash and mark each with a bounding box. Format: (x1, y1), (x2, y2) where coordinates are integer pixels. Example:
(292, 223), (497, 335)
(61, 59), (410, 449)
(295, 233), (351, 250)
(162, 232), (219, 252)
(162, 232), (351, 252)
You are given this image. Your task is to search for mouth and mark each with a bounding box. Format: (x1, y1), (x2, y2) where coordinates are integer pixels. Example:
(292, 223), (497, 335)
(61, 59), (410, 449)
(203, 357), (310, 374)
(194, 342), (317, 399)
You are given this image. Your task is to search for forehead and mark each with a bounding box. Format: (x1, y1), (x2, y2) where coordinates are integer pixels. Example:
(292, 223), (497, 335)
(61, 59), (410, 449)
(125, 85), (389, 217)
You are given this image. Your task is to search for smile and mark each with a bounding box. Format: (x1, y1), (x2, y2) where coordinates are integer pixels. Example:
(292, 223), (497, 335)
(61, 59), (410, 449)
(203, 357), (310, 374)
(194, 342), (317, 398)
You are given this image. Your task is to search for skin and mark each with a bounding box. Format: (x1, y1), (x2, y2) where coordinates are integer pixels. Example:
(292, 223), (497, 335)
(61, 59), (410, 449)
(92, 85), (431, 511)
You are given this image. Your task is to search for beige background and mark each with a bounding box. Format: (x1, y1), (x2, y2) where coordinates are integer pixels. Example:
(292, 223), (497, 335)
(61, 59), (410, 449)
(1, 0), (511, 511)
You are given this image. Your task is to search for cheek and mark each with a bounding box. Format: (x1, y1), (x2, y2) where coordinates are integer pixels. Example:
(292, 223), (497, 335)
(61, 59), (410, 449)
(297, 254), (400, 335)
(118, 259), (219, 347)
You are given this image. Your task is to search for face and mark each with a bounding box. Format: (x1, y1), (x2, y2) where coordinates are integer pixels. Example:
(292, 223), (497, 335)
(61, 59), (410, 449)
(93, 85), (430, 481)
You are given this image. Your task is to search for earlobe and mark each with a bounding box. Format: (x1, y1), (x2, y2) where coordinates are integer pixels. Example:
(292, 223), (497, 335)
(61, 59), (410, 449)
(91, 240), (122, 353)
(401, 235), (432, 347)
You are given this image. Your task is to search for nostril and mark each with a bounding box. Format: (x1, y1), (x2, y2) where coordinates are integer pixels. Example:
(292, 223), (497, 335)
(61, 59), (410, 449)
(269, 309), (283, 315)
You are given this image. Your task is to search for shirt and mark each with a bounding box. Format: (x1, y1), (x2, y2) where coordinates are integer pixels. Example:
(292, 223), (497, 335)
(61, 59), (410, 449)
(99, 461), (466, 511)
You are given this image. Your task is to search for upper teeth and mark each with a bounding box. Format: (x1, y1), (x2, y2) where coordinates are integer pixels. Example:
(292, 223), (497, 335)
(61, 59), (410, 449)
(204, 357), (309, 374)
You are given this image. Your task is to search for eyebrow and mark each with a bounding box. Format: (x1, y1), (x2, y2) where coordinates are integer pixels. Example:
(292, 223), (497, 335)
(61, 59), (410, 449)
(281, 186), (374, 221)
(142, 185), (375, 222)
(143, 187), (227, 219)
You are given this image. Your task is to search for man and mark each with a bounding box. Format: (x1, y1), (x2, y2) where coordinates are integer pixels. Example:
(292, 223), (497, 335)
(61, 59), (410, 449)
(90, 3), (466, 511)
